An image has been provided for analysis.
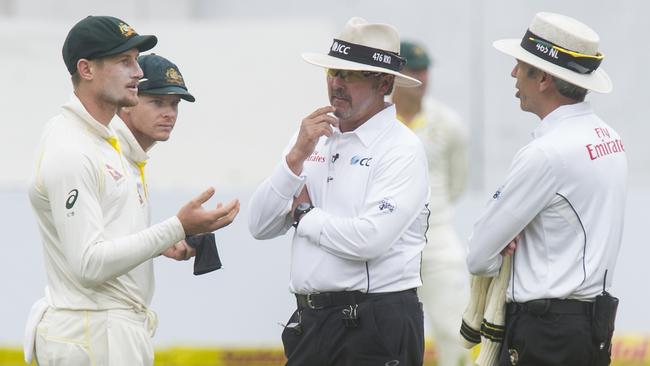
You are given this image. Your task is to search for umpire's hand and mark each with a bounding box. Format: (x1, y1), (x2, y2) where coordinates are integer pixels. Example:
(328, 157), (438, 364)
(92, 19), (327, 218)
(500, 234), (521, 257)
(286, 106), (339, 175)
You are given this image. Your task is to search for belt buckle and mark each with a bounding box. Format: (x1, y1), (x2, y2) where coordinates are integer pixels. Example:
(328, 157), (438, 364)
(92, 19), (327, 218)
(307, 293), (323, 310)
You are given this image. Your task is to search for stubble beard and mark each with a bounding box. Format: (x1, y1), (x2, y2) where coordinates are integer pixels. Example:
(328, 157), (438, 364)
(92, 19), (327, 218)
(332, 105), (350, 120)
(118, 94), (139, 108)
(100, 88), (139, 110)
(330, 89), (352, 120)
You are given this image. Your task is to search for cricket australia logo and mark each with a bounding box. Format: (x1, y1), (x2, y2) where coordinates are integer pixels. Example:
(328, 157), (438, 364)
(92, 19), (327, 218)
(118, 22), (136, 38)
(165, 68), (184, 85)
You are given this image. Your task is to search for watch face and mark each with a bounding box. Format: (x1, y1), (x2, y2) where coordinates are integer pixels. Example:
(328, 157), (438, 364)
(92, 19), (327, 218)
(297, 202), (312, 211)
(294, 202), (313, 224)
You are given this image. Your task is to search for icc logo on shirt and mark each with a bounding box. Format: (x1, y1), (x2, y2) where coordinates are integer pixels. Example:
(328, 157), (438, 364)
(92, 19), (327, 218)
(350, 155), (372, 167)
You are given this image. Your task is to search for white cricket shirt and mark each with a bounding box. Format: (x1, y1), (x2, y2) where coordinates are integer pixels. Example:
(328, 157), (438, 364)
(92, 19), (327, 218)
(28, 94), (185, 310)
(113, 117), (151, 224)
(249, 105), (430, 294)
(467, 102), (627, 302)
(405, 97), (468, 226)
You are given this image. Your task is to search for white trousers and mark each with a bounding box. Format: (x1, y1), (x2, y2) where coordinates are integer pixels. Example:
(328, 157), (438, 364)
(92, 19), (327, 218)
(35, 308), (154, 366)
(419, 224), (472, 366)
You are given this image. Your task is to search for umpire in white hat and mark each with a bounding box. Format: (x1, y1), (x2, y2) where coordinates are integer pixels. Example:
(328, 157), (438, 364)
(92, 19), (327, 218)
(248, 17), (429, 365)
(467, 12), (627, 365)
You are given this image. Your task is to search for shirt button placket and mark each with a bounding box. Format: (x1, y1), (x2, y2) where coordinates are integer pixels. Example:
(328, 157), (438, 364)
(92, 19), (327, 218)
(324, 137), (339, 208)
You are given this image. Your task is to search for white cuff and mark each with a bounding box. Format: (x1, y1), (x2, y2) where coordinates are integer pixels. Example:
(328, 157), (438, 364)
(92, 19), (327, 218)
(150, 216), (187, 255)
(168, 215), (186, 239)
(270, 158), (306, 199)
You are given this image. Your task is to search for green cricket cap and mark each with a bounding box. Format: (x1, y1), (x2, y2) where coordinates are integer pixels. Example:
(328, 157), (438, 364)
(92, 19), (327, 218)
(400, 41), (431, 70)
(137, 54), (195, 102)
(62, 16), (157, 74)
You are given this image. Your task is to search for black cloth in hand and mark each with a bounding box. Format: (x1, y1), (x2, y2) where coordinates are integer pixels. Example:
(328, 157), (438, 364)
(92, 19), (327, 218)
(185, 233), (222, 275)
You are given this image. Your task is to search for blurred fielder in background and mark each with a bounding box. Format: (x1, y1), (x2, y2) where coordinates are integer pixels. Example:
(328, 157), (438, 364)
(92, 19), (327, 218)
(393, 40), (471, 366)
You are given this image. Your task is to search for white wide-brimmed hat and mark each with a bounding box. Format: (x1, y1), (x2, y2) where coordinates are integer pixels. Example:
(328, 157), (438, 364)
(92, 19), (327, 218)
(493, 12), (612, 93)
(302, 17), (421, 87)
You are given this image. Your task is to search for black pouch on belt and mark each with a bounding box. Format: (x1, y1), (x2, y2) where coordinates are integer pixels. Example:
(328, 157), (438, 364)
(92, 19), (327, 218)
(592, 286), (619, 365)
(185, 233), (222, 275)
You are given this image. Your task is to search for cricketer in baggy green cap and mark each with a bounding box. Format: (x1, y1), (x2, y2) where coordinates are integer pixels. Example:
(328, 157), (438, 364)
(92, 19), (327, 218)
(62, 15), (157, 74)
(137, 54), (195, 102)
(400, 41), (431, 70)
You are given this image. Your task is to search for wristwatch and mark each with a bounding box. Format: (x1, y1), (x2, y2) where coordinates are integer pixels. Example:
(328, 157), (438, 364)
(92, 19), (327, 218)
(292, 202), (314, 228)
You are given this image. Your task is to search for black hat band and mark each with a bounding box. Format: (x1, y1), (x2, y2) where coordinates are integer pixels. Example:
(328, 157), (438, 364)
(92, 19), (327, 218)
(328, 39), (405, 72)
(520, 30), (603, 74)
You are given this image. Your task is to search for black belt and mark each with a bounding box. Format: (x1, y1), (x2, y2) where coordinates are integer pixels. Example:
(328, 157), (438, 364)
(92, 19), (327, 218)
(295, 289), (415, 310)
(507, 298), (592, 316)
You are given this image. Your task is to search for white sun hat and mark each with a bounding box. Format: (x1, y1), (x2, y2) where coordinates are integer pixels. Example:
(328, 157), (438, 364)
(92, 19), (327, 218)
(493, 12), (612, 93)
(302, 17), (421, 87)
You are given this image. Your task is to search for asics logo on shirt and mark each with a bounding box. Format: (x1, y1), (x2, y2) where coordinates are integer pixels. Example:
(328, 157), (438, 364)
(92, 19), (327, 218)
(350, 155), (372, 167)
(65, 189), (79, 209)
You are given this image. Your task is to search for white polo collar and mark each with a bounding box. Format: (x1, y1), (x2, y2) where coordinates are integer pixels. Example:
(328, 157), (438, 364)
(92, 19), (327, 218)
(533, 101), (593, 139)
(331, 104), (396, 147)
(62, 93), (115, 139)
(112, 117), (150, 164)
